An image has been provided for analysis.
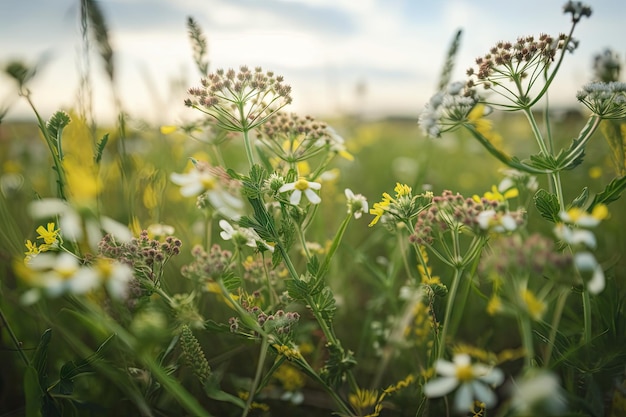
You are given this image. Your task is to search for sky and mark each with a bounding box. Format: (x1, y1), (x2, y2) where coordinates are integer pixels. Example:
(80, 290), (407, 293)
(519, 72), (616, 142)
(1, 0), (625, 125)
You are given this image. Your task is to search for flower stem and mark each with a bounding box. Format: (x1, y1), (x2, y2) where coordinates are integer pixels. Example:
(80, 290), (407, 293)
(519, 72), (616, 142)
(242, 337), (269, 417)
(0, 305), (30, 366)
(518, 314), (535, 368)
(436, 266), (464, 360)
(543, 288), (568, 367)
(582, 289), (592, 345)
(242, 128), (256, 167)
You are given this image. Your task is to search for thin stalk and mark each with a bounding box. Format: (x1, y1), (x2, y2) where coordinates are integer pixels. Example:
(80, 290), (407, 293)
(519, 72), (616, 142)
(543, 288), (569, 368)
(242, 337), (269, 417)
(242, 128), (256, 167)
(518, 314), (535, 368)
(581, 289), (592, 345)
(436, 266), (464, 360)
(0, 305), (30, 366)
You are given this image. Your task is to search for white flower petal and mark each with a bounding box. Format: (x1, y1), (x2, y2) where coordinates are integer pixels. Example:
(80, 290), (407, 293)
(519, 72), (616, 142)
(28, 198), (68, 218)
(587, 265), (605, 294)
(101, 216), (132, 243)
(423, 376), (459, 398)
(453, 382), (473, 412)
(434, 359), (457, 376)
(308, 181), (322, 190)
(479, 367), (504, 386)
(304, 188), (321, 204)
(290, 190), (302, 205)
(279, 183), (296, 192)
(472, 381), (497, 407)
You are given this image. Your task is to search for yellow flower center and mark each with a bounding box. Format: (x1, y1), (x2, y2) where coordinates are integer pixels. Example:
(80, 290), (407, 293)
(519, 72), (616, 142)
(56, 265), (78, 280)
(455, 363), (475, 382)
(95, 258), (114, 279)
(201, 174), (216, 190)
(294, 178), (310, 191)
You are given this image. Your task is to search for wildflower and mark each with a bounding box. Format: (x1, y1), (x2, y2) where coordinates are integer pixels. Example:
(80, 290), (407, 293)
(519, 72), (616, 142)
(576, 81), (626, 119)
(92, 257), (134, 300)
(520, 288), (546, 321)
(146, 223), (175, 239)
(29, 198), (131, 251)
(170, 160), (244, 218)
(419, 83), (477, 138)
(574, 252), (605, 294)
(554, 223), (596, 248)
(185, 66), (292, 132)
(368, 194), (392, 227)
(24, 240), (40, 259)
(345, 188), (368, 219)
(474, 185), (518, 204)
(563, 1), (592, 23)
(279, 178), (321, 205)
(20, 252), (99, 304)
(274, 363), (305, 404)
(509, 370), (566, 415)
(423, 353), (504, 412)
(218, 219), (274, 252)
(592, 48), (621, 83)
(36, 222), (60, 245)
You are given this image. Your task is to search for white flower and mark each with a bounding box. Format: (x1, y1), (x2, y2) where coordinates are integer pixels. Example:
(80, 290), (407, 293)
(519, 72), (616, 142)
(29, 198), (131, 251)
(147, 223), (175, 238)
(219, 220), (274, 252)
(345, 189), (369, 219)
(574, 252), (605, 294)
(554, 223), (596, 248)
(423, 353), (504, 412)
(279, 178), (321, 205)
(25, 252), (99, 300)
(510, 370), (566, 415)
(477, 210), (517, 233)
(170, 163), (243, 218)
(93, 258), (134, 300)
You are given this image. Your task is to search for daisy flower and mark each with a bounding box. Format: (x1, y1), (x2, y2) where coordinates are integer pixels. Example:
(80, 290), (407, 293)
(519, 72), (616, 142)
(279, 178), (321, 205)
(423, 353), (504, 413)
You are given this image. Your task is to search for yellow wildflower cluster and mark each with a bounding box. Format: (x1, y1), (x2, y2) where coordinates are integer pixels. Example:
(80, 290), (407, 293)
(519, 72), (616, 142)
(273, 343), (301, 360)
(347, 374), (415, 417)
(24, 223), (60, 260)
(368, 182), (413, 227)
(273, 362), (305, 392)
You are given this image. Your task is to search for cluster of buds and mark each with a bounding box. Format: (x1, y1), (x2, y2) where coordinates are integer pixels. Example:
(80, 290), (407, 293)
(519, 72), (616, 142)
(185, 66), (292, 132)
(99, 231), (182, 280)
(257, 112), (349, 163)
(592, 48), (621, 82)
(410, 190), (525, 245)
(256, 309), (301, 335)
(576, 81), (626, 119)
(563, 1), (592, 23)
(181, 244), (232, 283)
(479, 233), (573, 279)
(418, 81), (477, 138)
(465, 33), (577, 107)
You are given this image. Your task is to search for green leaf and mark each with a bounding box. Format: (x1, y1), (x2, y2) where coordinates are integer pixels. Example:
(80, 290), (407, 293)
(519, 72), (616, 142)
(589, 176), (626, 209)
(203, 373), (246, 409)
(285, 278), (310, 301)
(24, 366), (43, 417)
(221, 273), (242, 293)
(312, 286), (336, 322)
(94, 133), (109, 163)
(570, 187), (589, 209)
(32, 329), (52, 388)
(306, 256), (320, 276)
(528, 153), (559, 171)
(534, 189), (560, 222)
(45, 111), (71, 151)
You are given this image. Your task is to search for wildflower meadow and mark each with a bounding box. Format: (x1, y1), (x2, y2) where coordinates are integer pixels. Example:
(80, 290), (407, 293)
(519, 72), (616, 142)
(2, 1), (626, 416)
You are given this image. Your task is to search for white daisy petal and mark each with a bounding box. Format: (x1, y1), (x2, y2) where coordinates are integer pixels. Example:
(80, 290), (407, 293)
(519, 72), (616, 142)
(472, 381), (498, 407)
(454, 383), (473, 412)
(304, 188), (321, 204)
(290, 190), (302, 205)
(423, 376), (459, 398)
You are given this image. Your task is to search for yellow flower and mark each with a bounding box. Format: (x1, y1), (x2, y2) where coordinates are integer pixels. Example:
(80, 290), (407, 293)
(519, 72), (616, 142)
(468, 104), (503, 147)
(273, 363), (305, 392)
(24, 240), (40, 257)
(36, 222), (60, 245)
(521, 289), (546, 321)
(368, 193), (392, 227)
(474, 185), (518, 203)
(160, 125), (177, 135)
(486, 295), (503, 316)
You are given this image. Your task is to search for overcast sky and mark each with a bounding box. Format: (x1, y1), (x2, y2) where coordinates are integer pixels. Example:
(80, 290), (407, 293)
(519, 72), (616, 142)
(1, 0), (625, 124)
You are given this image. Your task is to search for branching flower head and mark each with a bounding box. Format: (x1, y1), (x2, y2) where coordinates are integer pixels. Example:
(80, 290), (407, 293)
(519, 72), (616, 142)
(466, 32), (578, 108)
(185, 66), (292, 132)
(419, 82), (477, 138)
(576, 81), (626, 119)
(563, 1), (592, 23)
(593, 48), (621, 82)
(423, 353), (504, 413)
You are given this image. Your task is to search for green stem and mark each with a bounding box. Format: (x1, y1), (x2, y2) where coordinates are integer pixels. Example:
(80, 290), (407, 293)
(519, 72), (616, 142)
(242, 128), (256, 167)
(436, 266), (464, 360)
(518, 314), (535, 368)
(581, 289), (592, 345)
(242, 337), (269, 417)
(543, 289), (569, 368)
(0, 305), (30, 366)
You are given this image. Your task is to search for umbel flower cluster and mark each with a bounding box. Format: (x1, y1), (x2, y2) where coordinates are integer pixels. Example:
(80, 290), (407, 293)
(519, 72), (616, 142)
(185, 66), (292, 132)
